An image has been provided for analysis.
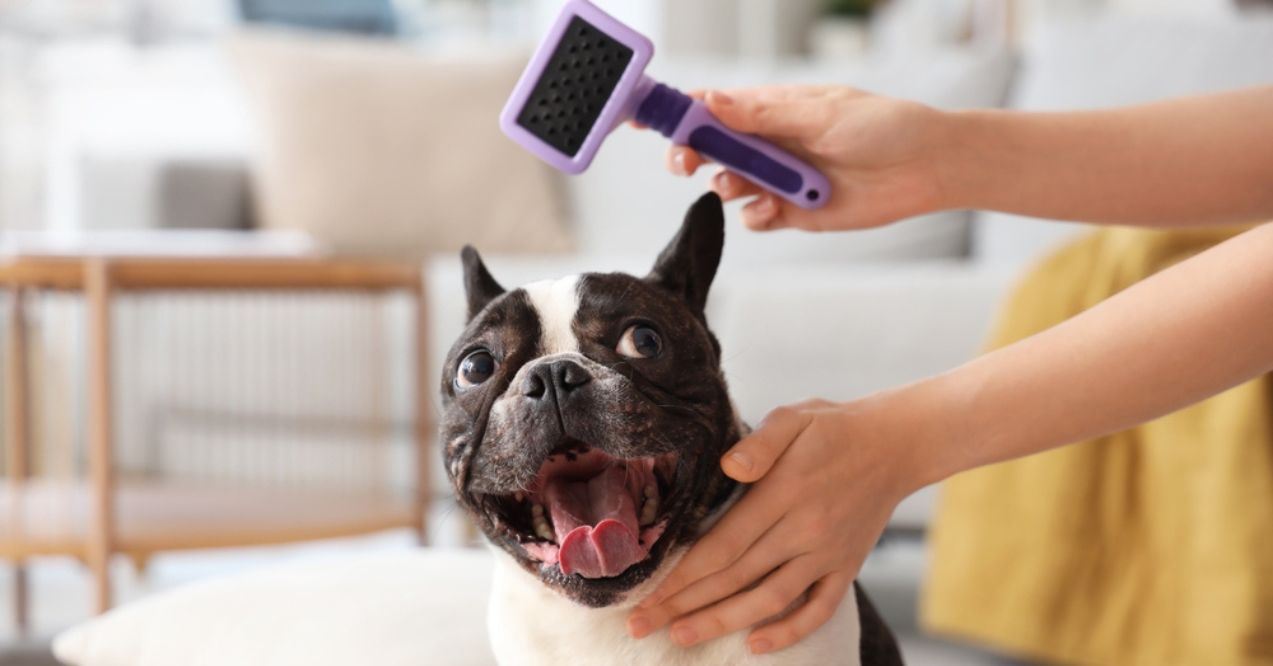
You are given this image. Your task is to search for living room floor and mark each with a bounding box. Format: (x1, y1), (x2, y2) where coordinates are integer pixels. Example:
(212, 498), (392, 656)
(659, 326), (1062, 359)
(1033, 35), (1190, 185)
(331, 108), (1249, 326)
(0, 505), (1027, 666)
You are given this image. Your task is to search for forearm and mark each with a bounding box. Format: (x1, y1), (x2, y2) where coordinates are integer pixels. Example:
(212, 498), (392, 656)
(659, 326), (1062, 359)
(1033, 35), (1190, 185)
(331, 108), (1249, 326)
(896, 223), (1273, 488)
(939, 87), (1273, 226)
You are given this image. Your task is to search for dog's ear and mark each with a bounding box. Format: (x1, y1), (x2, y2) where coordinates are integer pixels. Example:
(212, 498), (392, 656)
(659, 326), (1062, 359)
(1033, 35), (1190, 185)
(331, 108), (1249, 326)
(647, 192), (725, 313)
(461, 245), (505, 321)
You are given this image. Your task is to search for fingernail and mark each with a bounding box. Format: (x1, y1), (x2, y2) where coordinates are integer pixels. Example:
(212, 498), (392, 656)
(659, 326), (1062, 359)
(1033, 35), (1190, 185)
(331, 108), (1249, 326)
(756, 196), (777, 215)
(627, 615), (652, 638)
(726, 450), (753, 474)
(713, 171), (733, 195)
(749, 638), (773, 654)
(707, 90), (734, 106)
(671, 626), (698, 646)
(672, 151), (689, 176)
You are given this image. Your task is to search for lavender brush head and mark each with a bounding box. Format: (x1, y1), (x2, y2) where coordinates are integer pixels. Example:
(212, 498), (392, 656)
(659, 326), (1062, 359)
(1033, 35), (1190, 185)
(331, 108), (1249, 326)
(499, 0), (831, 209)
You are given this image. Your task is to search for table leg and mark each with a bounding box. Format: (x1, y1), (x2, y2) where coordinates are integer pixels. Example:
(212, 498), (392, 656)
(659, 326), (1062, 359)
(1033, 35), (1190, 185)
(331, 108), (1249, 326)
(12, 563), (28, 637)
(86, 262), (116, 613)
(6, 288), (31, 634)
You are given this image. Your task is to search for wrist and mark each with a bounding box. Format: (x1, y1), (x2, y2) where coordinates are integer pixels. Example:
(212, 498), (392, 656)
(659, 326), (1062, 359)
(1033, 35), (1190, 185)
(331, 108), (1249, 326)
(853, 370), (982, 497)
(931, 108), (1006, 213)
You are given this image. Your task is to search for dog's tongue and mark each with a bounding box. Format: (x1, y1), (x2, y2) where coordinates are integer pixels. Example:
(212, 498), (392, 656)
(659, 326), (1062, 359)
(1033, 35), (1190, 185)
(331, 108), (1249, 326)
(543, 465), (645, 579)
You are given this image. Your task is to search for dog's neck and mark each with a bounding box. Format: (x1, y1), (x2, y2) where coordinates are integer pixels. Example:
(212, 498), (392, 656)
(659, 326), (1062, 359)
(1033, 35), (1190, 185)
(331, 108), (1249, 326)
(670, 417), (746, 542)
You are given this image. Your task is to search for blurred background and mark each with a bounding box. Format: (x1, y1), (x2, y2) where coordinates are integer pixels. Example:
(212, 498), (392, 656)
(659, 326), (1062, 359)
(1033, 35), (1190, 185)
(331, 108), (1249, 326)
(1, 0), (1271, 664)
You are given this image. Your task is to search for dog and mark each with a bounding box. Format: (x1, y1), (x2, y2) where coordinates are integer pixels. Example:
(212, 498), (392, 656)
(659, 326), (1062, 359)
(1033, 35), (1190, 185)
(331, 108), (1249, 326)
(440, 192), (903, 665)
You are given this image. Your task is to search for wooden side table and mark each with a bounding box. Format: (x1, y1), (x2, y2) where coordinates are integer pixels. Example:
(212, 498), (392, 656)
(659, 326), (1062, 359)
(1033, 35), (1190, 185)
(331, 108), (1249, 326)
(0, 256), (432, 634)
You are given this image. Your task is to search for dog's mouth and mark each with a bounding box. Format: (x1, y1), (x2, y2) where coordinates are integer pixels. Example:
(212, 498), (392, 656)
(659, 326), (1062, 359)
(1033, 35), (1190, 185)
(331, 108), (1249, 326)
(483, 442), (679, 579)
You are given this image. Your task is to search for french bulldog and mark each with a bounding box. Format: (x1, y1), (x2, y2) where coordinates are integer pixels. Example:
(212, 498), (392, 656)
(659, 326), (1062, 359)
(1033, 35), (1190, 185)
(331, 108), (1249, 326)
(440, 193), (903, 665)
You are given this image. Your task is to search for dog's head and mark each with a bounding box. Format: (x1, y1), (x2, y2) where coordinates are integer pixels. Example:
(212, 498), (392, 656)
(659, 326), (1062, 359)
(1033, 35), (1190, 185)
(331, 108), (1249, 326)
(440, 193), (742, 607)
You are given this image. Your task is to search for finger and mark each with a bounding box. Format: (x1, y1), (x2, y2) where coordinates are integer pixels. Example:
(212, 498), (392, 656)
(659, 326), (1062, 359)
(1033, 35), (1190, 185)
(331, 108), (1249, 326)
(713, 86), (838, 104)
(767, 202), (867, 233)
(711, 170), (763, 202)
(781, 198), (845, 232)
(633, 473), (792, 615)
(721, 404), (812, 482)
(792, 397), (838, 410)
(705, 92), (829, 142)
(665, 555), (823, 648)
(633, 513), (806, 634)
(740, 194), (788, 232)
(746, 571), (852, 654)
(666, 146), (706, 177)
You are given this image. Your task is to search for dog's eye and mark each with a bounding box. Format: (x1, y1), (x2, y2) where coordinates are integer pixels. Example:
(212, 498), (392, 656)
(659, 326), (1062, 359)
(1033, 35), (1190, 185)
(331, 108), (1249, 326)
(616, 325), (662, 359)
(456, 350), (497, 388)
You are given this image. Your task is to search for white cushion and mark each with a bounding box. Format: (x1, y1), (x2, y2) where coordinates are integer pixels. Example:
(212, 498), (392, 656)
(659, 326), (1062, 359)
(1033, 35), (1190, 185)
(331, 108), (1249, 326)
(229, 31), (572, 259)
(974, 16), (1273, 267)
(1014, 16), (1273, 111)
(53, 549), (496, 666)
(708, 263), (1012, 419)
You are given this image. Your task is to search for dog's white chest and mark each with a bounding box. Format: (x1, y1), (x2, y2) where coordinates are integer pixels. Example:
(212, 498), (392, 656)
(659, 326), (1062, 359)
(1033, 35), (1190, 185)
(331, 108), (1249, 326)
(486, 555), (862, 666)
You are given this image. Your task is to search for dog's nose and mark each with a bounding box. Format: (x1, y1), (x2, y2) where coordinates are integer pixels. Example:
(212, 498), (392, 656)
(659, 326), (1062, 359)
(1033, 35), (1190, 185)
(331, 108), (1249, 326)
(523, 359), (591, 400)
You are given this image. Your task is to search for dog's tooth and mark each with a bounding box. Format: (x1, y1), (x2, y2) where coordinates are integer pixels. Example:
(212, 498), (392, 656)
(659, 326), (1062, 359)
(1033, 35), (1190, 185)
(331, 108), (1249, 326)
(531, 504), (555, 541)
(643, 484), (656, 498)
(640, 494), (659, 526)
(532, 517), (552, 542)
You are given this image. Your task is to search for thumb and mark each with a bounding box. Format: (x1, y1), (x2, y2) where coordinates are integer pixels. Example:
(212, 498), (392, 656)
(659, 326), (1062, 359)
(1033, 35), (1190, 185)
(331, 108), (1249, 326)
(721, 406), (808, 483)
(705, 90), (822, 143)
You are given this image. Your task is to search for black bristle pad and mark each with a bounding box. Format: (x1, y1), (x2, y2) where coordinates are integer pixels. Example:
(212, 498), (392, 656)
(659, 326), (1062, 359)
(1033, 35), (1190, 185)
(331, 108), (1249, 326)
(517, 15), (634, 158)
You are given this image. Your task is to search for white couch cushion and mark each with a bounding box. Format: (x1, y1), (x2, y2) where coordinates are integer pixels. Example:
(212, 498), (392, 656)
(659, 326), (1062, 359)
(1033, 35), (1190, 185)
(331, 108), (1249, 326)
(974, 16), (1273, 268)
(229, 31), (572, 258)
(53, 549), (495, 666)
(1013, 17), (1273, 111)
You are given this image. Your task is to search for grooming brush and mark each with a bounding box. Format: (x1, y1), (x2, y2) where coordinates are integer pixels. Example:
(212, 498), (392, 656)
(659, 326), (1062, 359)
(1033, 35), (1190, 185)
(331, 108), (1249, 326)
(500, 0), (831, 209)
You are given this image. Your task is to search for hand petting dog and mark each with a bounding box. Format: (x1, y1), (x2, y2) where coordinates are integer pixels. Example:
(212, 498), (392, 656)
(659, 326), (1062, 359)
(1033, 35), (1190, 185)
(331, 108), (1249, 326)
(628, 396), (925, 654)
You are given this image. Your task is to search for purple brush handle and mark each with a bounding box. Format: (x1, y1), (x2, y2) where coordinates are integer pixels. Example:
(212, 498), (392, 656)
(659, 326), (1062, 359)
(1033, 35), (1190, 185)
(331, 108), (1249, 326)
(634, 82), (830, 209)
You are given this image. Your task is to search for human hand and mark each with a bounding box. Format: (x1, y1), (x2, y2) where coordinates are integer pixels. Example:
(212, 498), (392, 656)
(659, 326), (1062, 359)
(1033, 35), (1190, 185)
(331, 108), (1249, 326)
(625, 396), (924, 654)
(656, 86), (953, 232)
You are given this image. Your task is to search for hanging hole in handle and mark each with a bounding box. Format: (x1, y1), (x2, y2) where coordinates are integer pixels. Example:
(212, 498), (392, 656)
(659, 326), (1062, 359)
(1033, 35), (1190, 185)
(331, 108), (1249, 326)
(806, 190), (820, 202)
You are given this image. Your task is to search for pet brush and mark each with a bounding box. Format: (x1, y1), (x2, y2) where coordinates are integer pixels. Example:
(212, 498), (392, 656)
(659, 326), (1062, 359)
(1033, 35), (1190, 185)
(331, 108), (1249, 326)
(500, 0), (831, 209)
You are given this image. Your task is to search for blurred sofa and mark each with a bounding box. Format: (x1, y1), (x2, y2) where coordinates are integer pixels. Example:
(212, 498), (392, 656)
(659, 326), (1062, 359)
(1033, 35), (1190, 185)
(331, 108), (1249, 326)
(35, 15), (1273, 537)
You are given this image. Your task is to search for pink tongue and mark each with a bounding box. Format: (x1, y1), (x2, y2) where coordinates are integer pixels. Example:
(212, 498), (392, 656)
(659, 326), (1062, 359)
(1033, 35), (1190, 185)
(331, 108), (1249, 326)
(544, 465), (646, 578)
